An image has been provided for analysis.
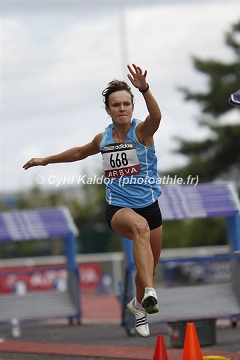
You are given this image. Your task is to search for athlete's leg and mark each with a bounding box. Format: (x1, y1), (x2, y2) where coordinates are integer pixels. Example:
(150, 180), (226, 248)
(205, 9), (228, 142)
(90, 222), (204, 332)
(135, 226), (162, 303)
(111, 208), (154, 292)
(151, 226), (163, 275)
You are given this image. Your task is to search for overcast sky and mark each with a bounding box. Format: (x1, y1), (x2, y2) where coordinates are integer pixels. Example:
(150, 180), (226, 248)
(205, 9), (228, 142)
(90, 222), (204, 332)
(1, 0), (239, 193)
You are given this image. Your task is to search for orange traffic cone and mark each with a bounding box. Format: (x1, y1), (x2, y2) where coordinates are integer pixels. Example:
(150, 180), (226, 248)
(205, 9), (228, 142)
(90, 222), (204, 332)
(182, 322), (203, 360)
(153, 335), (169, 360)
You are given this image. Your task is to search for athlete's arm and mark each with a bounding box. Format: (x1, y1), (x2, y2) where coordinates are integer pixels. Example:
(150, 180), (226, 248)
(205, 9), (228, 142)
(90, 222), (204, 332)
(127, 64), (161, 146)
(139, 89), (161, 137)
(23, 133), (102, 170)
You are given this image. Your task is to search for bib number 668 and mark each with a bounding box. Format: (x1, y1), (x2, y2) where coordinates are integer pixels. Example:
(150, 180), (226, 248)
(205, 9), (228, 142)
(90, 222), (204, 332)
(110, 152), (128, 168)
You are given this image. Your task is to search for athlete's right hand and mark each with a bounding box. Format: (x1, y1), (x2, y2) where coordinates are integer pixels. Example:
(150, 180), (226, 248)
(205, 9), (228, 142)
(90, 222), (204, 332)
(23, 158), (47, 170)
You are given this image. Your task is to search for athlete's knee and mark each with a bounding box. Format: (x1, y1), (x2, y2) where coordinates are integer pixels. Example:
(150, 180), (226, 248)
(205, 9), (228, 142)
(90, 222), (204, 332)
(132, 218), (150, 238)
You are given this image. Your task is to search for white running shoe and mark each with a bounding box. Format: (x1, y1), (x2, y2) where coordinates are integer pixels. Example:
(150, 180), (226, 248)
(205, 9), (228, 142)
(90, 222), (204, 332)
(127, 299), (150, 337)
(141, 287), (159, 314)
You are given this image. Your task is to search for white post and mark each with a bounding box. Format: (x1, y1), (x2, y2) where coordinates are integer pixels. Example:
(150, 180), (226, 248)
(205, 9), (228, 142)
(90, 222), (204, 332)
(118, 0), (128, 79)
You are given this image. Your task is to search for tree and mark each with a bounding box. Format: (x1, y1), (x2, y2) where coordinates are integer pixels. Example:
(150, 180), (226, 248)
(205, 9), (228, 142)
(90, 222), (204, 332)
(168, 20), (240, 184)
(160, 20), (240, 249)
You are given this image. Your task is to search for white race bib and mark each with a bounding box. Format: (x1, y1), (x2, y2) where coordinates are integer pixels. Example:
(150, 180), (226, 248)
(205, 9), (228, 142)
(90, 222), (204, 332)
(101, 142), (141, 178)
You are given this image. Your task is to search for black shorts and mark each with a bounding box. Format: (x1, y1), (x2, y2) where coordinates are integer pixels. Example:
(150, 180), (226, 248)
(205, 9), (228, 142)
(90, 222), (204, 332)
(105, 200), (162, 231)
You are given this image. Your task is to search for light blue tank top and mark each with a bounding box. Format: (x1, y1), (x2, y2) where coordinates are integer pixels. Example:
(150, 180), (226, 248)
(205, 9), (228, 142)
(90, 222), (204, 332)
(99, 118), (162, 208)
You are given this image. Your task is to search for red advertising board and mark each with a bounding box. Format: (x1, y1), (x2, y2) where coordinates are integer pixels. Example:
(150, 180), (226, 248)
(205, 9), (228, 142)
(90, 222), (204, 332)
(0, 263), (102, 294)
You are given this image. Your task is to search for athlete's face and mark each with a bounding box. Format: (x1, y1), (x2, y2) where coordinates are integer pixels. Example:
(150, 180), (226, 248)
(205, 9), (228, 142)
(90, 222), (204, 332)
(106, 90), (134, 126)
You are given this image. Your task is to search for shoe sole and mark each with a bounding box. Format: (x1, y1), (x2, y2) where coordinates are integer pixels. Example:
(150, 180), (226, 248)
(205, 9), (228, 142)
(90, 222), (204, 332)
(135, 329), (149, 338)
(141, 296), (159, 314)
(127, 303), (150, 338)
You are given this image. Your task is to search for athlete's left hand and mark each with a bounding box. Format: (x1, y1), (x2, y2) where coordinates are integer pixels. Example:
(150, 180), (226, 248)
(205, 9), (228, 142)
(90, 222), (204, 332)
(127, 64), (148, 91)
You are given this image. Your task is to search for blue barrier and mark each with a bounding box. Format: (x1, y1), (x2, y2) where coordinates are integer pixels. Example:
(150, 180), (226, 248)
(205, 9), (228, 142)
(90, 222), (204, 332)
(0, 206), (81, 324)
(120, 182), (240, 334)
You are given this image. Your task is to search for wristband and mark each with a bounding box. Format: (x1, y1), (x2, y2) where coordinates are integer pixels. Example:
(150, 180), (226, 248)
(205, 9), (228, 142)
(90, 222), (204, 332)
(139, 84), (149, 93)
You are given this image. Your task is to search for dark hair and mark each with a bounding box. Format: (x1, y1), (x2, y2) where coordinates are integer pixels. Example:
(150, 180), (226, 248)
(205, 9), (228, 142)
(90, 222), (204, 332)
(102, 80), (134, 107)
